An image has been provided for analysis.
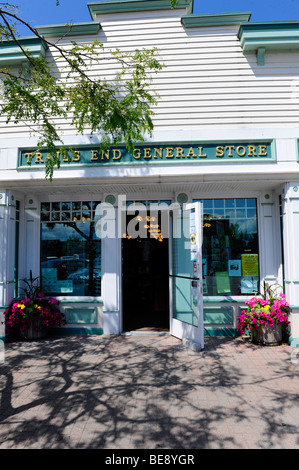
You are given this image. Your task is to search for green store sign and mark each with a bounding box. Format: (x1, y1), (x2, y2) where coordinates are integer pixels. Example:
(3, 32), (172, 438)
(19, 141), (275, 167)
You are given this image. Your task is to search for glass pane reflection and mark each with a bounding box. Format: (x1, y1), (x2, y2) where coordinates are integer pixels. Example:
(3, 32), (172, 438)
(41, 201), (101, 297)
(195, 198), (259, 296)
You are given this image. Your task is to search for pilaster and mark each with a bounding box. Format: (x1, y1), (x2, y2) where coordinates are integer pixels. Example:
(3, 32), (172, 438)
(101, 198), (121, 334)
(24, 196), (40, 279)
(0, 190), (17, 338)
(281, 183), (299, 345)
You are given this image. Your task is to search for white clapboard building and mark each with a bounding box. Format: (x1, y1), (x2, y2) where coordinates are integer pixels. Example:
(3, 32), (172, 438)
(1, 0), (299, 348)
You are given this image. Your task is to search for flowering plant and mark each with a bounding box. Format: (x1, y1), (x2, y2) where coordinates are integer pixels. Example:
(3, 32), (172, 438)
(3, 292), (66, 334)
(237, 283), (290, 335)
(2, 271), (65, 335)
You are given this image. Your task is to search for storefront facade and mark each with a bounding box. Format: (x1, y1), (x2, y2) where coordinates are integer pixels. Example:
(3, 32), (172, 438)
(1, 0), (299, 347)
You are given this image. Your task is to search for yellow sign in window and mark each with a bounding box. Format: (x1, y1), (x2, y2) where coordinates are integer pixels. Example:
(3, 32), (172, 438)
(242, 254), (259, 276)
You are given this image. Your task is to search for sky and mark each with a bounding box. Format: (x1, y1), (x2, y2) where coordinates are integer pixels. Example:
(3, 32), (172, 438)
(8, 0), (299, 36)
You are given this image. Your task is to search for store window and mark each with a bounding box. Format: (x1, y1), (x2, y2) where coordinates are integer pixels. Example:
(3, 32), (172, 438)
(40, 201), (101, 297)
(194, 198), (259, 296)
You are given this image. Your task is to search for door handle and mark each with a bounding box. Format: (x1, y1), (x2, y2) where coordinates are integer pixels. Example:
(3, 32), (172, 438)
(169, 274), (199, 281)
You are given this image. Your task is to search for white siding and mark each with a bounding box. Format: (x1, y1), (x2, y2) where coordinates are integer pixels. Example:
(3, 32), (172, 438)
(0, 8), (299, 137)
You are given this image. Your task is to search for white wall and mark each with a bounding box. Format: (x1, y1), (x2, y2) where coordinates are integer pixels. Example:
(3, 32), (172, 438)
(1, 8), (299, 137)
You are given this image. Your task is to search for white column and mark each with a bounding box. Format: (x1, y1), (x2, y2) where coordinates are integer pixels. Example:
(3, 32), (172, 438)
(24, 195), (40, 279)
(101, 198), (121, 334)
(281, 183), (299, 346)
(0, 191), (17, 338)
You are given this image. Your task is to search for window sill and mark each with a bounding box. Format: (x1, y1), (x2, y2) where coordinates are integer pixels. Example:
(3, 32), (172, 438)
(203, 296), (250, 303)
(55, 297), (103, 304)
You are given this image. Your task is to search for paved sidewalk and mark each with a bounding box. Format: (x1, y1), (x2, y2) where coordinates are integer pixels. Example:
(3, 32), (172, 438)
(0, 333), (298, 449)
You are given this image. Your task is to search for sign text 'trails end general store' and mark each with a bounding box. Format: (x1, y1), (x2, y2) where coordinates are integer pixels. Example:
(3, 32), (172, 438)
(19, 141), (274, 167)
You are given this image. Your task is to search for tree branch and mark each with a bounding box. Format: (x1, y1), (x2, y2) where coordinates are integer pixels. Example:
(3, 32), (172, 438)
(0, 3), (164, 180)
(0, 9), (36, 67)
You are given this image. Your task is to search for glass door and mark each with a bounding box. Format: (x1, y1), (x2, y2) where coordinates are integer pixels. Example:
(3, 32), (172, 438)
(170, 202), (204, 349)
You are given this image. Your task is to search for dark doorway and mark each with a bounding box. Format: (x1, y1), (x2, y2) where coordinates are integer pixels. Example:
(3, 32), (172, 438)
(122, 211), (169, 332)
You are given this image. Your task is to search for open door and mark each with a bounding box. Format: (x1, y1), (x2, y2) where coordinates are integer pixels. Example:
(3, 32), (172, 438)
(170, 201), (204, 349)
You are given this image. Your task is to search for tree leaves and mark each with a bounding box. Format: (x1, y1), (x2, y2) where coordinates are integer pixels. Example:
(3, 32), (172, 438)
(0, 3), (164, 180)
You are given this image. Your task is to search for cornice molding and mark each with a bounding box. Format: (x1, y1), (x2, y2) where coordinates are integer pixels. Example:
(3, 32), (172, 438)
(88, 0), (193, 18)
(181, 12), (251, 28)
(0, 37), (48, 67)
(238, 21), (299, 65)
(35, 22), (101, 38)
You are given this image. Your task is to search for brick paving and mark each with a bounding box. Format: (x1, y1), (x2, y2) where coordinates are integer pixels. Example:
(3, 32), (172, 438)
(0, 333), (298, 449)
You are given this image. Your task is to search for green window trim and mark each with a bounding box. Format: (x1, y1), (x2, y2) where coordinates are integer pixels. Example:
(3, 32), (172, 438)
(204, 305), (234, 325)
(58, 299), (103, 304)
(64, 307), (98, 324)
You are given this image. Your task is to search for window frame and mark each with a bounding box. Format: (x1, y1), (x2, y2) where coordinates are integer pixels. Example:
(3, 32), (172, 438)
(40, 200), (102, 299)
(194, 197), (260, 299)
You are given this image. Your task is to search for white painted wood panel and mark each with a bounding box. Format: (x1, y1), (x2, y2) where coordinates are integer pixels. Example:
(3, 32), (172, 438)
(1, 9), (299, 137)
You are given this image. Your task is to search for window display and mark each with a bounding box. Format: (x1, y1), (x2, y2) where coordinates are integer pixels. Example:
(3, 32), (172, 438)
(195, 198), (259, 296)
(40, 201), (101, 297)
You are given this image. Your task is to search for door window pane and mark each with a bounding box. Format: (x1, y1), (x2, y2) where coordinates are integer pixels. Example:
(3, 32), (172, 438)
(172, 208), (199, 327)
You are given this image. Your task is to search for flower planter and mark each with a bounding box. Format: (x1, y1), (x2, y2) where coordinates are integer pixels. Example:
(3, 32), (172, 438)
(251, 323), (282, 346)
(20, 320), (48, 340)
(3, 285), (66, 340)
(237, 284), (290, 346)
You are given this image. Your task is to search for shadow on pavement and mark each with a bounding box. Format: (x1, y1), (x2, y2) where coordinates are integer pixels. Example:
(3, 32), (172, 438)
(0, 334), (298, 449)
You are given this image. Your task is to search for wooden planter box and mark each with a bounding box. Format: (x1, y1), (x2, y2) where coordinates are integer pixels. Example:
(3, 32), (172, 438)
(20, 320), (47, 340)
(252, 324), (282, 346)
